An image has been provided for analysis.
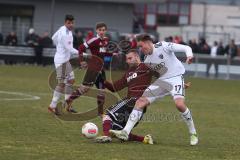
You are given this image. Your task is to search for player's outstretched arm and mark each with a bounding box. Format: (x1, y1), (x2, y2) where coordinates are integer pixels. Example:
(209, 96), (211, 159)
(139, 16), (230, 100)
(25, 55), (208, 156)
(165, 42), (194, 64)
(104, 75), (127, 93)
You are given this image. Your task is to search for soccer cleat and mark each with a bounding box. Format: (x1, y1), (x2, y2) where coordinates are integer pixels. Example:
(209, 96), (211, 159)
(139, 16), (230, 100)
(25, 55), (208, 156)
(95, 136), (112, 143)
(190, 134), (198, 146)
(48, 106), (60, 115)
(67, 107), (78, 113)
(143, 134), (154, 144)
(65, 100), (77, 113)
(109, 130), (128, 141)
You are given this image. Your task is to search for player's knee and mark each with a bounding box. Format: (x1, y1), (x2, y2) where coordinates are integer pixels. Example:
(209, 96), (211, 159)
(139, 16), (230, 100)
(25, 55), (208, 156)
(174, 98), (186, 111)
(67, 79), (75, 85)
(102, 115), (112, 122)
(135, 97), (149, 109)
(58, 82), (65, 88)
(78, 84), (90, 93)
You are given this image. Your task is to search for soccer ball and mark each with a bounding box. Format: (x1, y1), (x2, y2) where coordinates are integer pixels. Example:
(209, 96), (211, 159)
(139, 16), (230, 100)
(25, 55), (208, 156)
(82, 122), (98, 138)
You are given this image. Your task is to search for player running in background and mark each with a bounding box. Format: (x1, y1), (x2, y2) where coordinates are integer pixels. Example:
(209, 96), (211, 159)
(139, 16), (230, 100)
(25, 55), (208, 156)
(48, 15), (78, 114)
(65, 22), (113, 115)
(110, 34), (198, 146)
(95, 50), (154, 144)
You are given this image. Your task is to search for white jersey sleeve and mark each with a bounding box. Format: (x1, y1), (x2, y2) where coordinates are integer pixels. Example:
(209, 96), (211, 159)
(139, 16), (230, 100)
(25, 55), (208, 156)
(52, 30), (59, 46)
(162, 41), (193, 57)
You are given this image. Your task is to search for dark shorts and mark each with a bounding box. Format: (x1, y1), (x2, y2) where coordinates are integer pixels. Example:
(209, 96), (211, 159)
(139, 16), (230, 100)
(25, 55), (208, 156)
(106, 97), (146, 130)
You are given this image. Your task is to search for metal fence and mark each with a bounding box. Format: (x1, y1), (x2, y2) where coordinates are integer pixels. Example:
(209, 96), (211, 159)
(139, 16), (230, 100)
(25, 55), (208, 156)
(0, 45), (240, 80)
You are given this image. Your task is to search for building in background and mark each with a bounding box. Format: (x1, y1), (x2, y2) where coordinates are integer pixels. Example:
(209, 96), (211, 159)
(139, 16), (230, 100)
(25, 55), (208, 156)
(0, 0), (138, 44)
(135, 0), (240, 45)
(0, 0), (240, 45)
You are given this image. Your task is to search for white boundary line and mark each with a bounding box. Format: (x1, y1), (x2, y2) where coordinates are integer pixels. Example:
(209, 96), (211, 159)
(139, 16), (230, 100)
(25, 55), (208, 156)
(0, 90), (239, 106)
(0, 91), (41, 101)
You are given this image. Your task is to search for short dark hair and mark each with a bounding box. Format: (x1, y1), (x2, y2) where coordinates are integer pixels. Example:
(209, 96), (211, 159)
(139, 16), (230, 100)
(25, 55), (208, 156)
(96, 22), (107, 30)
(126, 49), (139, 56)
(65, 14), (74, 22)
(136, 34), (153, 42)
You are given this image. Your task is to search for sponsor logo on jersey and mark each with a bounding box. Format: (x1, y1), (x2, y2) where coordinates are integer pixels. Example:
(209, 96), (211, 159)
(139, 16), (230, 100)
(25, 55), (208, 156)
(147, 62), (168, 77)
(127, 72), (137, 82)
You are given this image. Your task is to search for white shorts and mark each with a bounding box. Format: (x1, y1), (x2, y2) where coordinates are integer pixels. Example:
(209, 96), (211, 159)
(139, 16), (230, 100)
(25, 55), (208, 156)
(142, 75), (185, 104)
(55, 61), (75, 83)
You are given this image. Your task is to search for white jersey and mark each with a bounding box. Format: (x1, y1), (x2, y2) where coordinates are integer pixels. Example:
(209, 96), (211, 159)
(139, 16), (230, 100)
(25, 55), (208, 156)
(144, 41), (193, 79)
(52, 25), (78, 64)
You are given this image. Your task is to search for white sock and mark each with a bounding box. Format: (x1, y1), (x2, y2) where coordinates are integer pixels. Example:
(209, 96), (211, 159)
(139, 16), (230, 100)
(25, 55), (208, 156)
(50, 88), (63, 109)
(181, 108), (197, 135)
(123, 108), (143, 135)
(64, 84), (73, 100)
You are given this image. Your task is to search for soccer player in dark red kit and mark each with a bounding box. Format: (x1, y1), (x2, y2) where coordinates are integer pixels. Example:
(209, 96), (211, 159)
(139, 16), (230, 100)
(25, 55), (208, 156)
(95, 49), (154, 144)
(65, 22), (112, 115)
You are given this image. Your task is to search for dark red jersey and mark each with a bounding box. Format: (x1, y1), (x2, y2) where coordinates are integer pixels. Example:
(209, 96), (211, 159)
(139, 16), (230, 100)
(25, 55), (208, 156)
(79, 36), (111, 61)
(105, 63), (153, 98)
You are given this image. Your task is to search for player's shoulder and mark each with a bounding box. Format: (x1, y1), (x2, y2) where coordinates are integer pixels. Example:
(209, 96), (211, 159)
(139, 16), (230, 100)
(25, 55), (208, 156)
(58, 26), (72, 36)
(87, 36), (100, 44)
(139, 62), (149, 69)
(154, 41), (171, 48)
(103, 36), (109, 41)
(154, 41), (163, 48)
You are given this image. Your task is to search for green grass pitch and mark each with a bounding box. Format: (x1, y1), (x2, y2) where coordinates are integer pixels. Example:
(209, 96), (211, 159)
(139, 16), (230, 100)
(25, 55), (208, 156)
(0, 65), (240, 160)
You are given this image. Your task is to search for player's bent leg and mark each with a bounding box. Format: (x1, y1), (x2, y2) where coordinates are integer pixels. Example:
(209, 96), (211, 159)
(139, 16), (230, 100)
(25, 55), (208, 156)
(174, 97), (198, 145)
(49, 83), (65, 115)
(95, 115), (113, 143)
(64, 79), (75, 100)
(102, 115), (112, 136)
(65, 84), (90, 112)
(110, 97), (149, 141)
(128, 133), (144, 142)
(97, 89), (105, 117)
(128, 133), (153, 144)
(135, 96), (150, 110)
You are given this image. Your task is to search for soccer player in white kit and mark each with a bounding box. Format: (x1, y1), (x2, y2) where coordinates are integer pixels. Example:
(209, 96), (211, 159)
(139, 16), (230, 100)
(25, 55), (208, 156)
(48, 15), (79, 114)
(110, 34), (198, 145)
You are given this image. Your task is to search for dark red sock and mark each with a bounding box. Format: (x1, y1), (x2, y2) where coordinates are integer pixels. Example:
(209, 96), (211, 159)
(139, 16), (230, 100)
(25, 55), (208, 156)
(128, 133), (144, 142)
(68, 89), (81, 101)
(97, 94), (105, 115)
(103, 120), (112, 136)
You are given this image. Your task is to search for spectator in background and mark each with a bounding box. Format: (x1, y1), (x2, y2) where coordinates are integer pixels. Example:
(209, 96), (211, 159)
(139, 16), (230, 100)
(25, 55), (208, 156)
(0, 32), (3, 45)
(73, 31), (84, 49)
(198, 38), (210, 54)
(216, 41), (225, 56)
(36, 31), (53, 65)
(25, 28), (39, 47)
(165, 36), (173, 42)
(25, 28), (39, 64)
(206, 41), (219, 78)
(39, 31), (52, 48)
(173, 36), (180, 43)
(5, 31), (18, 46)
(225, 39), (237, 59)
(179, 36), (187, 45)
(189, 39), (199, 53)
(86, 31), (94, 41)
